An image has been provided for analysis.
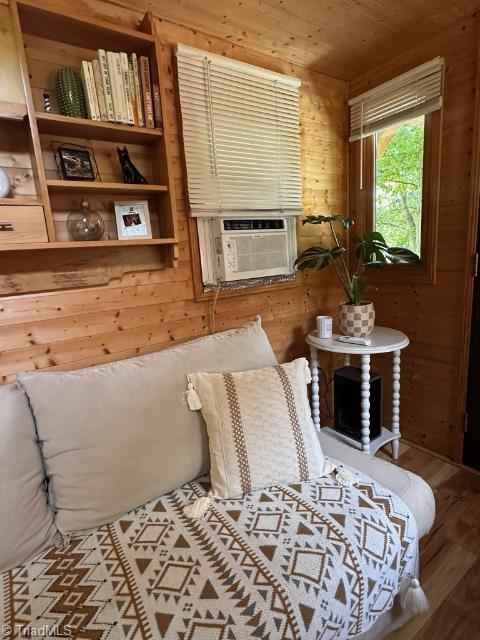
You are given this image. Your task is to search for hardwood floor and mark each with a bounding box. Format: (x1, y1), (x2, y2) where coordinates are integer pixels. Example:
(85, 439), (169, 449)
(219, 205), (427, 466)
(378, 443), (480, 640)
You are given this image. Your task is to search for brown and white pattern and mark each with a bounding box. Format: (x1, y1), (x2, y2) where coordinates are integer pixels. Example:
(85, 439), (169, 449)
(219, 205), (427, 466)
(1, 461), (419, 640)
(189, 358), (327, 499)
(339, 303), (375, 338)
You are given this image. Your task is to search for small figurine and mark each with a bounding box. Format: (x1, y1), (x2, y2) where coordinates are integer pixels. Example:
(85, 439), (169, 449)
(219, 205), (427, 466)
(117, 146), (148, 184)
(43, 90), (52, 113)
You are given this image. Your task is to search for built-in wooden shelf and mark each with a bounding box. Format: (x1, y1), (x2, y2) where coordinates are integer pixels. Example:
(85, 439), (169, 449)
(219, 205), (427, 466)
(36, 112), (163, 144)
(46, 180), (169, 195)
(0, 237), (176, 252)
(0, 196), (43, 206)
(0, 1), (179, 266)
(17, 0), (155, 53)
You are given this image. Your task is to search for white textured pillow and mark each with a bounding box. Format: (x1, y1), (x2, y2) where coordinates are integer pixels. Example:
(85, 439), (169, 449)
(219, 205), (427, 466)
(188, 358), (328, 499)
(19, 318), (277, 534)
(0, 384), (57, 571)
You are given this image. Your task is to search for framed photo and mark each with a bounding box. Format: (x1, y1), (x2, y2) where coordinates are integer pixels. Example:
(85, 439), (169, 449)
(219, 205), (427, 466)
(56, 145), (96, 181)
(114, 201), (152, 240)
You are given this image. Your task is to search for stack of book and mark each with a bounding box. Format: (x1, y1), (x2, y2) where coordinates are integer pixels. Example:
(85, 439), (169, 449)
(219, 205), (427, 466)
(79, 51), (162, 128)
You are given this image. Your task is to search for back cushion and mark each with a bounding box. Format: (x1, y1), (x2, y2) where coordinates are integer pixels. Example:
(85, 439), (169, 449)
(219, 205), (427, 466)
(0, 384), (57, 571)
(19, 319), (277, 534)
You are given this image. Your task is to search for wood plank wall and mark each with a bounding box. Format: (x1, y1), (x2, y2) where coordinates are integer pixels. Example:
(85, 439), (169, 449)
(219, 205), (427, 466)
(0, 0), (347, 385)
(349, 16), (479, 460)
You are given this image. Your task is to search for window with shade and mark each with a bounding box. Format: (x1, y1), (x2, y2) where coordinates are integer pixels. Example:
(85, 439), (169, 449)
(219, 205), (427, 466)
(175, 44), (302, 288)
(349, 58), (444, 281)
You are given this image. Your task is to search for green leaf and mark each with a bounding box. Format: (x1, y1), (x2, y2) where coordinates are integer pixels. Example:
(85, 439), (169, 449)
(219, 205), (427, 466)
(362, 230), (387, 245)
(294, 246), (331, 271)
(386, 247), (421, 264)
(294, 245), (345, 271)
(302, 214), (354, 229)
(330, 246), (346, 258)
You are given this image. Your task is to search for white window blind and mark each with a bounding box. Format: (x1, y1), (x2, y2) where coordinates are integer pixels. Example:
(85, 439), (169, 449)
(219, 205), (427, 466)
(175, 44), (302, 217)
(349, 57), (444, 142)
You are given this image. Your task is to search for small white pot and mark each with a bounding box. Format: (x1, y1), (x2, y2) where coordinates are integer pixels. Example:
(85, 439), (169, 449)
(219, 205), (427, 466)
(339, 302), (375, 337)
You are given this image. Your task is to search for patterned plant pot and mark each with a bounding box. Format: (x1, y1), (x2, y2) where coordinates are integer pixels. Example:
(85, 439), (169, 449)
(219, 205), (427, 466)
(55, 68), (88, 119)
(339, 302), (375, 337)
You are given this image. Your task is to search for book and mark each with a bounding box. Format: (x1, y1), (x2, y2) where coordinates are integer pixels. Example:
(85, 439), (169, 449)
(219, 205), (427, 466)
(139, 56), (154, 129)
(120, 52), (135, 126)
(149, 59), (163, 129)
(88, 62), (101, 121)
(130, 53), (144, 127)
(106, 50), (122, 123)
(80, 60), (100, 121)
(92, 59), (107, 121)
(97, 49), (115, 122)
(127, 55), (138, 126)
(116, 52), (129, 124)
(128, 56), (138, 127)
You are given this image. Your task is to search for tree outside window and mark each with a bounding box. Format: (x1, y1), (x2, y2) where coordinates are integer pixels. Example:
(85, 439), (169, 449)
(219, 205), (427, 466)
(374, 116), (425, 257)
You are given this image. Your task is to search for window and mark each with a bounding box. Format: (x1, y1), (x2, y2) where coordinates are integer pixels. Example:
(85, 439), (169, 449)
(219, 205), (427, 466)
(374, 115), (425, 255)
(349, 58), (443, 281)
(175, 44), (302, 288)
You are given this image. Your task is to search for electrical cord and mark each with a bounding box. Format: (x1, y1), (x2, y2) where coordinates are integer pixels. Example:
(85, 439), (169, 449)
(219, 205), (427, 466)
(319, 368), (334, 420)
(210, 278), (222, 335)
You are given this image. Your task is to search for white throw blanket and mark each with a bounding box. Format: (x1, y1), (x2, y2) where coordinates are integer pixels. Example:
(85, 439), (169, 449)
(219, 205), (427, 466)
(1, 460), (424, 639)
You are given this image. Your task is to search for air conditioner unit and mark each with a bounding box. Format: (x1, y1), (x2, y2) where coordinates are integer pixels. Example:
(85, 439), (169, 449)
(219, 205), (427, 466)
(212, 218), (293, 282)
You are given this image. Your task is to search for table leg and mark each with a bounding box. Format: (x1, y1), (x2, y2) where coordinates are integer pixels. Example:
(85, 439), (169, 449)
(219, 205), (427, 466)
(344, 354), (350, 366)
(310, 345), (321, 431)
(361, 354), (371, 454)
(391, 349), (401, 460)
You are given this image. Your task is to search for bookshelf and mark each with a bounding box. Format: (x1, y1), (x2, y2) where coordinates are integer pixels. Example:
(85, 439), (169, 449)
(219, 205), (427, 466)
(0, 0), (179, 267)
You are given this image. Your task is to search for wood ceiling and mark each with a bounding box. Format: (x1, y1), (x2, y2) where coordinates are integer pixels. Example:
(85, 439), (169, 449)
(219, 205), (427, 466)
(109, 0), (479, 79)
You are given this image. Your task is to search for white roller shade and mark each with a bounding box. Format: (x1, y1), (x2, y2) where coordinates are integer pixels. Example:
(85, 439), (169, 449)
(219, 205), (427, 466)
(349, 57), (444, 142)
(176, 44), (302, 217)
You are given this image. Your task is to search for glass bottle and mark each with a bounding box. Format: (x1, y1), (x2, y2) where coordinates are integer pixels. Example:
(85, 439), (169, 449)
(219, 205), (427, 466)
(66, 199), (104, 241)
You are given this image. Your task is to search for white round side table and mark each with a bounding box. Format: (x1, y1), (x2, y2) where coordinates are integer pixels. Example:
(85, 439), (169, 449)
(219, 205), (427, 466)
(306, 326), (409, 459)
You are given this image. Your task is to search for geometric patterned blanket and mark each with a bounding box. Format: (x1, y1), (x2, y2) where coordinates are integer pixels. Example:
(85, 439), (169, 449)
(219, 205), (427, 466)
(1, 461), (418, 640)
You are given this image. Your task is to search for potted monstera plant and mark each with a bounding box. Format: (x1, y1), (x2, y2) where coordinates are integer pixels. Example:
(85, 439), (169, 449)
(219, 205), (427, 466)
(294, 215), (420, 337)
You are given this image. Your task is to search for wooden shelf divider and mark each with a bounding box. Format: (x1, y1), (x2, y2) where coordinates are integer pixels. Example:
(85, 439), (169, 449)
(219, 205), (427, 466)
(0, 196), (43, 206)
(46, 180), (169, 195)
(0, 237), (177, 252)
(36, 112), (163, 144)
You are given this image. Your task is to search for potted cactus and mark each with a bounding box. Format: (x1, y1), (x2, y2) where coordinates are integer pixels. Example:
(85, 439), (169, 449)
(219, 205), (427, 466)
(294, 215), (420, 337)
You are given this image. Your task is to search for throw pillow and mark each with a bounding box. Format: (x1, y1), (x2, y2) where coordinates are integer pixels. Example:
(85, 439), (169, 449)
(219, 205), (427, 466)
(187, 358), (328, 499)
(19, 318), (278, 534)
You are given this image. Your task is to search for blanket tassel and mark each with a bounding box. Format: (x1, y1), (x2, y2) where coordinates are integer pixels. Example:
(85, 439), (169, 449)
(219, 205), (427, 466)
(401, 578), (429, 615)
(335, 466), (359, 487)
(183, 496), (211, 519)
(54, 532), (72, 550)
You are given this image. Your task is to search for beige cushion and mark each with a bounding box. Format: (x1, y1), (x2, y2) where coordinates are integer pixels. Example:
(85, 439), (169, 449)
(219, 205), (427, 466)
(189, 358), (329, 498)
(319, 431), (435, 538)
(0, 384), (57, 571)
(19, 319), (277, 534)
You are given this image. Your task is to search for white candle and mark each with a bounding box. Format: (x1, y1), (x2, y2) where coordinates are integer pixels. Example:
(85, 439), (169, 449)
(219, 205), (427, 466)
(316, 315), (332, 339)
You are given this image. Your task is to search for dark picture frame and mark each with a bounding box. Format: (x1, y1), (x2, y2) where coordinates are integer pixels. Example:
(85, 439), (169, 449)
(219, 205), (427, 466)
(52, 142), (100, 181)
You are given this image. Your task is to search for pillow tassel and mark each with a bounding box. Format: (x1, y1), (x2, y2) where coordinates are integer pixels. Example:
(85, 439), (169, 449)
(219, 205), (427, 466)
(335, 466), (359, 487)
(186, 381), (202, 410)
(183, 495), (211, 519)
(401, 578), (429, 615)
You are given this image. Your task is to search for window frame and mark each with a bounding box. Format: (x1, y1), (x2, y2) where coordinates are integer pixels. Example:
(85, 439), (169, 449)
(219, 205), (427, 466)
(349, 109), (442, 284)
